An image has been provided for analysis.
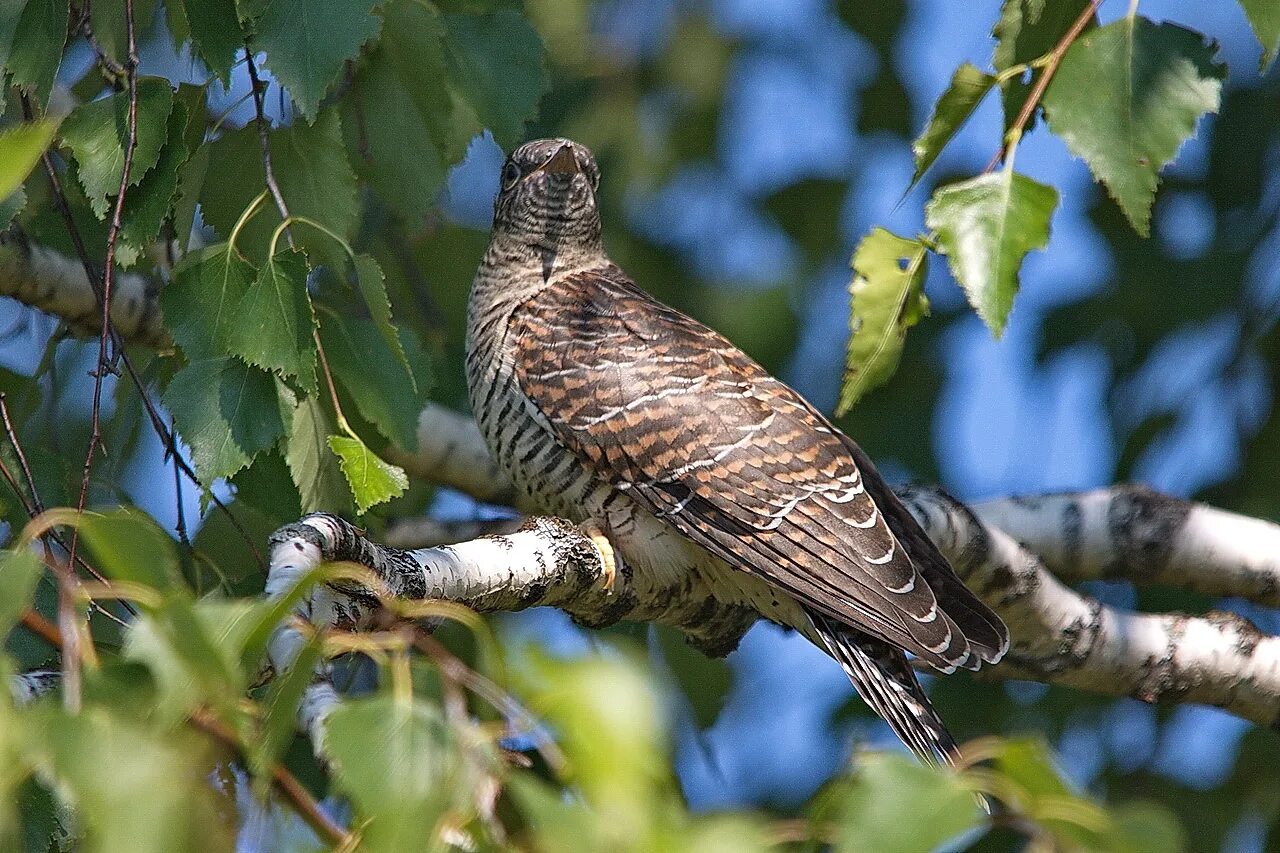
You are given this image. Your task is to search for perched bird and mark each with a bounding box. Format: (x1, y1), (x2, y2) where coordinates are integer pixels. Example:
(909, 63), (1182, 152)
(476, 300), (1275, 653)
(466, 138), (1009, 765)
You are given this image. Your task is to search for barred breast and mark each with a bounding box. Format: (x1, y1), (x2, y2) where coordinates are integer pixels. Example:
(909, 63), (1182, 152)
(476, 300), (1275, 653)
(465, 266), (603, 522)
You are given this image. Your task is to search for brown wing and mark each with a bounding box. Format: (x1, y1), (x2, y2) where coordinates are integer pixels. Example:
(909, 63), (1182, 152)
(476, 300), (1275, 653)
(512, 265), (1007, 672)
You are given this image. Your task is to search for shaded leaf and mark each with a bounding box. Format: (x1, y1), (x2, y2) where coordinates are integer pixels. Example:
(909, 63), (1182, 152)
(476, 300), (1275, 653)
(4, 0), (69, 108)
(442, 10), (549, 149)
(227, 249), (318, 393)
(1041, 18), (1225, 235)
(284, 393), (352, 513)
(181, 0), (244, 84)
(342, 0), (452, 222)
(654, 624), (731, 729)
(325, 695), (462, 853)
(318, 312), (431, 449)
(327, 435), (408, 513)
(59, 78), (176, 218)
(838, 228), (929, 414)
(911, 63), (995, 188)
(0, 548), (42, 637)
(248, 0), (381, 122)
(925, 169), (1057, 335)
(162, 356), (290, 483)
(352, 254), (414, 387)
(0, 118), (59, 201)
(199, 109), (358, 272)
(992, 0), (1096, 133)
(160, 243), (256, 360)
(119, 100), (192, 257)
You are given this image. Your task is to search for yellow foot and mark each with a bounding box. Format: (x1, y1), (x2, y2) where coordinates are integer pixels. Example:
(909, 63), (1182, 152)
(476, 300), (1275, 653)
(580, 520), (621, 593)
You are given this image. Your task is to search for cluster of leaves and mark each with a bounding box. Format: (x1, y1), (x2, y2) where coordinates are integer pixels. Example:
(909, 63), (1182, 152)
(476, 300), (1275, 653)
(1, 0), (552, 519)
(0, 510), (1183, 852)
(838, 0), (1276, 412)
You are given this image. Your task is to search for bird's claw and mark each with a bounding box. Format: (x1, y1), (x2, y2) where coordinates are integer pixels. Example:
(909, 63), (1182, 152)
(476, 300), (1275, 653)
(580, 520), (621, 593)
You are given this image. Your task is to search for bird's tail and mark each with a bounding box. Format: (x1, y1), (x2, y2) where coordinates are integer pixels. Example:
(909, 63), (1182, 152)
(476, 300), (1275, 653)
(810, 611), (959, 767)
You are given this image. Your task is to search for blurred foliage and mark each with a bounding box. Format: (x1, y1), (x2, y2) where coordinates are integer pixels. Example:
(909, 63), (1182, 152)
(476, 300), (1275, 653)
(0, 0), (1275, 849)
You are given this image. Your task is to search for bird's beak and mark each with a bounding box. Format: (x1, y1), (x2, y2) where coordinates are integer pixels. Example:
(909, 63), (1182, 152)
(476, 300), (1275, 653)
(538, 144), (580, 176)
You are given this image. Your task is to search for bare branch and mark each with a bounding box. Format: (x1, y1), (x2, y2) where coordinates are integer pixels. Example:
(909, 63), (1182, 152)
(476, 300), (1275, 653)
(972, 487), (1280, 606)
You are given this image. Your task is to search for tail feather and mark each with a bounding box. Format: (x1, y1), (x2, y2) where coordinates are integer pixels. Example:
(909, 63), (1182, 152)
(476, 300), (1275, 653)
(811, 611), (959, 767)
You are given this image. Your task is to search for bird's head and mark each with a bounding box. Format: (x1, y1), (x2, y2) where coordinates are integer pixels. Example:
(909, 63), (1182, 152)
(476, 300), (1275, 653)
(492, 138), (602, 249)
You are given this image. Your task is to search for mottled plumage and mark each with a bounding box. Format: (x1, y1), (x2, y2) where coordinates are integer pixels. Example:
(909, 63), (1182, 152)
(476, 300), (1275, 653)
(466, 138), (1008, 764)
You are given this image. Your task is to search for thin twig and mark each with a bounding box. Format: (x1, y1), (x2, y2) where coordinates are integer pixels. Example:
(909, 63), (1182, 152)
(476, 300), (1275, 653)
(188, 709), (352, 848)
(14, 101), (266, 572)
(245, 51), (350, 438)
(984, 0), (1100, 173)
(61, 0), (142, 714)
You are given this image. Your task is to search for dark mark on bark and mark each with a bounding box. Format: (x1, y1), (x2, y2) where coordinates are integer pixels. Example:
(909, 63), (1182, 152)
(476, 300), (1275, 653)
(1106, 485), (1189, 581)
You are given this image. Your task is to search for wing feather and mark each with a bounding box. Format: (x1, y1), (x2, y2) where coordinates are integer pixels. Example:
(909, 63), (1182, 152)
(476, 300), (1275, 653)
(512, 265), (1007, 671)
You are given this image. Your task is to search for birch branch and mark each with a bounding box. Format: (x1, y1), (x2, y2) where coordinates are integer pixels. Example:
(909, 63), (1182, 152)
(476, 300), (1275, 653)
(972, 487), (1280, 606)
(264, 495), (1280, 729)
(0, 230), (169, 348)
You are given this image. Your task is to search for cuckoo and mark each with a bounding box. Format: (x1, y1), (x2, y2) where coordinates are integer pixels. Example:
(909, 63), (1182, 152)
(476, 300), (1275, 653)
(465, 138), (1009, 765)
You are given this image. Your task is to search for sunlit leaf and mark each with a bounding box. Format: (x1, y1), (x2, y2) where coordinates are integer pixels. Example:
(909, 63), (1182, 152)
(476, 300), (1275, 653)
(0, 548), (42, 637)
(1041, 17), (1225, 235)
(1238, 0), (1280, 69)
(832, 751), (982, 853)
(325, 694), (463, 853)
(925, 169), (1057, 335)
(910, 63), (995, 188)
(838, 228), (929, 414)
(77, 507), (180, 592)
(0, 118), (58, 202)
(327, 435), (408, 513)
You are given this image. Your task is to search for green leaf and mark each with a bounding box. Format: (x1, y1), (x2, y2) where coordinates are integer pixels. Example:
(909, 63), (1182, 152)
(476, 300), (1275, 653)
(324, 695), (462, 853)
(180, 0), (244, 84)
(1041, 18), (1225, 236)
(832, 752), (982, 853)
(119, 100), (192, 257)
(443, 10), (549, 149)
(0, 548), (42, 637)
(319, 312), (431, 449)
(925, 169), (1057, 336)
(200, 109), (358, 272)
(0, 186), (24, 229)
(77, 507), (180, 592)
(327, 435), (408, 513)
(163, 356), (290, 483)
(1239, 0), (1280, 69)
(226, 249), (318, 392)
(284, 394), (352, 513)
(4, 0), (69, 108)
(248, 0), (382, 122)
(32, 705), (232, 853)
(160, 243), (256, 359)
(0, 118), (58, 202)
(351, 254), (414, 387)
(910, 64), (995, 188)
(342, 1), (452, 221)
(59, 77), (176, 218)
(838, 228), (929, 414)
(992, 0), (1096, 133)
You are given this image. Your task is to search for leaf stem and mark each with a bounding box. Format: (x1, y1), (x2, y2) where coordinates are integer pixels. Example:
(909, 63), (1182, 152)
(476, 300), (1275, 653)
(985, 0), (1101, 174)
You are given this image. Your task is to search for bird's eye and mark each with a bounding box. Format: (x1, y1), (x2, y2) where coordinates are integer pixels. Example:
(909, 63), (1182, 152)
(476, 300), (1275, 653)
(501, 162), (521, 190)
